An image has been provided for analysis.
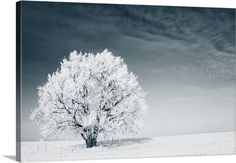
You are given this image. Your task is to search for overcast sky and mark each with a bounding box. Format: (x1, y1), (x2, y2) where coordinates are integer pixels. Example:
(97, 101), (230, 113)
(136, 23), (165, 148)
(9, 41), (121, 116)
(20, 1), (235, 141)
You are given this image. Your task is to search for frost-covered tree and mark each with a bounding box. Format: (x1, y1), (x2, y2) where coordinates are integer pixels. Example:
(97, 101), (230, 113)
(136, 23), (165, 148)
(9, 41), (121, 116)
(30, 49), (147, 148)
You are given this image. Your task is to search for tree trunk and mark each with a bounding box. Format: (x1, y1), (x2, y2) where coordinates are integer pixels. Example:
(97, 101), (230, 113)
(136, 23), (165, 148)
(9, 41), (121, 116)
(81, 126), (99, 148)
(85, 137), (97, 148)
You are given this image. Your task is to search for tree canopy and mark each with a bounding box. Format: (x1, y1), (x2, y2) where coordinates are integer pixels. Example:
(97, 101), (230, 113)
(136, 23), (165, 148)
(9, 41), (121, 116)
(30, 49), (147, 148)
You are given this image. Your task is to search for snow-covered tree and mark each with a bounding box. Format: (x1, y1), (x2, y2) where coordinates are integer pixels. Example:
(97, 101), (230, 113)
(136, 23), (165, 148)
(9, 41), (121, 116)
(30, 49), (147, 148)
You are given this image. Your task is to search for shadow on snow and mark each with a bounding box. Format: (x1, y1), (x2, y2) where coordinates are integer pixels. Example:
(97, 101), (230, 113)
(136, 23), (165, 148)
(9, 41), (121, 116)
(70, 137), (152, 149)
(98, 137), (152, 148)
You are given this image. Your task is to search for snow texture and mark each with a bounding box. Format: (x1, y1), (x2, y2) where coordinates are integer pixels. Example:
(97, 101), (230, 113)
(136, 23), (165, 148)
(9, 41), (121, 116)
(21, 132), (236, 162)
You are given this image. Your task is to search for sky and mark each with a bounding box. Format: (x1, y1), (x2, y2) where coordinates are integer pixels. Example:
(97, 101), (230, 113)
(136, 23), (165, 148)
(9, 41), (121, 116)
(20, 1), (235, 141)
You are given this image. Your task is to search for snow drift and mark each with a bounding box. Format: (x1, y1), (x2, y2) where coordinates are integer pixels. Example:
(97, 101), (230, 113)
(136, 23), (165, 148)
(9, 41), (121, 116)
(21, 131), (235, 162)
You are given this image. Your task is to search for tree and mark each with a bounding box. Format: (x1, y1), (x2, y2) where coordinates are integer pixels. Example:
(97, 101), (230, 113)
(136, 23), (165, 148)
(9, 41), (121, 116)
(30, 49), (147, 148)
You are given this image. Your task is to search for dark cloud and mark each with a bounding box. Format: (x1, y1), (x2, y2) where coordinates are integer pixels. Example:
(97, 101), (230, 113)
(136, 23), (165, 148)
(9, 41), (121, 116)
(22, 2), (235, 84)
(22, 2), (235, 52)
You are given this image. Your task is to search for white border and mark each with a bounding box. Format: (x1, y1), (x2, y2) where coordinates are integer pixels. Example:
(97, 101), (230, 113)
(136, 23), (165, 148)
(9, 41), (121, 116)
(0, 0), (235, 163)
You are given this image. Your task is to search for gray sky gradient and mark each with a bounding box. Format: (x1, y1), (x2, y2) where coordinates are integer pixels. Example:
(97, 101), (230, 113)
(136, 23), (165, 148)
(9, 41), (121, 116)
(21, 1), (235, 141)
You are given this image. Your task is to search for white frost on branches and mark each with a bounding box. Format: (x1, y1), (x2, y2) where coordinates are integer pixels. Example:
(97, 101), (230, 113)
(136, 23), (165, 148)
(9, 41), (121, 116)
(30, 49), (147, 147)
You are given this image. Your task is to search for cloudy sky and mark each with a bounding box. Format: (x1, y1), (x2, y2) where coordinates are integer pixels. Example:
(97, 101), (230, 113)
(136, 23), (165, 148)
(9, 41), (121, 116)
(20, 1), (235, 141)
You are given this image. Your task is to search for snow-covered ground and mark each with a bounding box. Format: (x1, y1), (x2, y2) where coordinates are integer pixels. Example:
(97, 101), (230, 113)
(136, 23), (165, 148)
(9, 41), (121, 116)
(21, 132), (235, 162)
